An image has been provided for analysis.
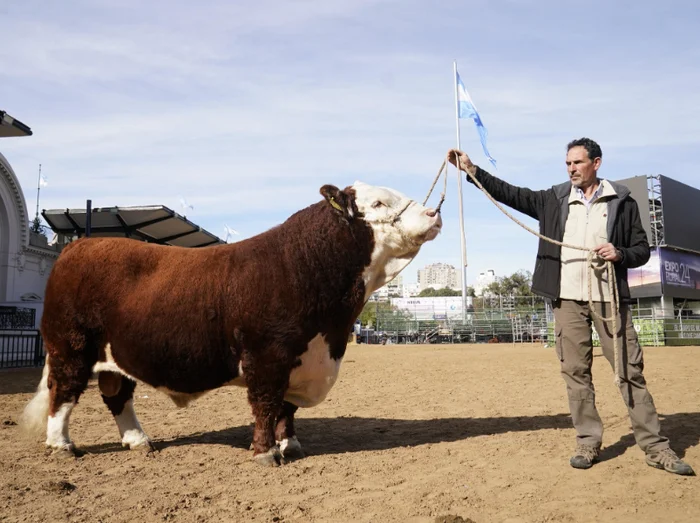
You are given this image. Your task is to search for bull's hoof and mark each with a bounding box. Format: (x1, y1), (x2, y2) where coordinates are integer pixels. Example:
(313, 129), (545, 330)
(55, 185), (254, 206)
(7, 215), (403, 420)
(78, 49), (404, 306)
(253, 446), (283, 467)
(45, 443), (78, 459)
(125, 439), (157, 455)
(121, 429), (154, 452)
(278, 436), (304, 460)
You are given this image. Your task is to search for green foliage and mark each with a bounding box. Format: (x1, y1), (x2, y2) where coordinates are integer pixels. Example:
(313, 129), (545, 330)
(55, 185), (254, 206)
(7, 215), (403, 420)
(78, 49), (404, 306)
(418, 287), (461, 297)
(30, 216), (46, 235)
(358, 301), (396, 327)
(484, 270), (534, 297)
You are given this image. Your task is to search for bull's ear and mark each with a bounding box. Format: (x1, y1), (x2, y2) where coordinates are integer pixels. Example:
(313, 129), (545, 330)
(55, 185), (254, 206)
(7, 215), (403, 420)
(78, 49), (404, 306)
(320, 184), (354, 219)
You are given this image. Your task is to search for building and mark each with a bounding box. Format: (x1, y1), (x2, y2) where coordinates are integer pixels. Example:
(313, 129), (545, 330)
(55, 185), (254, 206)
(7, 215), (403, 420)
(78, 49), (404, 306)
(417, 263), (460, 291)
(402, 282), (421, 298)
(370, 275), (404, 301)
(385, 274), (403, 297)
(473, 269), (497, 296)
(619, 174), (700, 321)
(1, 111), (60, 329)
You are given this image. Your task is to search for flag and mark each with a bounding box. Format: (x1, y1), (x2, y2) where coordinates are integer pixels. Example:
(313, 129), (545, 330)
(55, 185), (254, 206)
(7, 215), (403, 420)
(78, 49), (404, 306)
(179, 197), (194, 213)
(456, 71), (497, 168)
(39, 172), (48, 188)
(223, 224), (239, 243)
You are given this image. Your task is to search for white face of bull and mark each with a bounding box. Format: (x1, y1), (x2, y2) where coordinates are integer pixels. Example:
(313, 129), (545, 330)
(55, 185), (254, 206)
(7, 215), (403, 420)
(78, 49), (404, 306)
(351, 181), (442, 297)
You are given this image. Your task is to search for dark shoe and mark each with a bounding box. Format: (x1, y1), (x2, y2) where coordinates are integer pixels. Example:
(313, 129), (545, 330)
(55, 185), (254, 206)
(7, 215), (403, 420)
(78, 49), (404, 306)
(646, 448), (695, 476)
(570, 444), (600, 469)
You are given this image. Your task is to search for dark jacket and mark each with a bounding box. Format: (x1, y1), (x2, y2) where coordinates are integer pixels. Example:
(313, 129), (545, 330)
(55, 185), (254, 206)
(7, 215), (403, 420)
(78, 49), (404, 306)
(467, 167), (650, 302)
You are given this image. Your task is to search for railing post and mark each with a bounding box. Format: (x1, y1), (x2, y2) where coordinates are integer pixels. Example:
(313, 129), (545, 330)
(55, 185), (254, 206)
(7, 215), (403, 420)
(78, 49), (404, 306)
(34, 331), (44, 366)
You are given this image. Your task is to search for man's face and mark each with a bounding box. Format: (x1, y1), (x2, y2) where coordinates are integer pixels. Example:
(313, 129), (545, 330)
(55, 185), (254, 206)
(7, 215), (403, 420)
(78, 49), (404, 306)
(566, 146), (601, 188)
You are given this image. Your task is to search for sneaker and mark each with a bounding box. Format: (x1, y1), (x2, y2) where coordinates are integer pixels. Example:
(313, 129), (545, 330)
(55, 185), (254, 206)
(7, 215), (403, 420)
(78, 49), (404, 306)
(570, 444), (600, 469)
(645, 448), (695, 476)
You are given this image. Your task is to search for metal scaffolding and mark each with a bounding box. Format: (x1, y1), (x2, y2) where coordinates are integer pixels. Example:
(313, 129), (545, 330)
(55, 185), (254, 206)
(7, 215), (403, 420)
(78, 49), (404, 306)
(647, 174), (664, 247)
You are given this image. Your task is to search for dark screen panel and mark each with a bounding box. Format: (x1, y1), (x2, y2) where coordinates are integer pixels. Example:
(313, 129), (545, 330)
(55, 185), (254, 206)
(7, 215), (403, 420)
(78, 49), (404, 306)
(660, 176), (700, 253)
(614, 175), (652, 244)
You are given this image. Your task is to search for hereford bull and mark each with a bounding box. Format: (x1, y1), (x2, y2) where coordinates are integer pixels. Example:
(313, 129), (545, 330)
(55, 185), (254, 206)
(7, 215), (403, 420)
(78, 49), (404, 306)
(22, 182), (442, 465)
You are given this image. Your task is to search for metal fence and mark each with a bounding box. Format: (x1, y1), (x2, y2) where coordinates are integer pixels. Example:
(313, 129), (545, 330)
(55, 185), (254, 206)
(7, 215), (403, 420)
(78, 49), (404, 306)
(0, 307), (36, 330)
(366, 309), (548, 345)
(0, 331), (45, 369)
(364, 303), (700, 347)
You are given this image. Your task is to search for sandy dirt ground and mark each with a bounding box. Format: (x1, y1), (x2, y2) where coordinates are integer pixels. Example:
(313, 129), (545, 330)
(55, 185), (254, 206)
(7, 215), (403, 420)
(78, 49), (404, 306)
(1, 342), (699, 523)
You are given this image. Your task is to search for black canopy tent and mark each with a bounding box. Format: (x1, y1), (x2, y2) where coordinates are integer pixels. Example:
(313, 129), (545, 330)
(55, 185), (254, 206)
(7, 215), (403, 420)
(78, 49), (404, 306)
(42, 205), (225, 248)
(0, 110), (32, 138)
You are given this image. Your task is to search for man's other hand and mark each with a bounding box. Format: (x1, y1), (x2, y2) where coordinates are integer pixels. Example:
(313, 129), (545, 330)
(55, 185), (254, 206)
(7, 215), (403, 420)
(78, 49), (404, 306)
(594, 243), (622, 262)
(447, 149), (477, 176)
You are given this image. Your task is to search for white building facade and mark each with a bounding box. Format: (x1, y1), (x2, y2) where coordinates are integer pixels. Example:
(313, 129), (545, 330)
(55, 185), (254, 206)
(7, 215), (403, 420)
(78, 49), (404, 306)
(0, 151), (59, 327)
(474, 269), (497, 296)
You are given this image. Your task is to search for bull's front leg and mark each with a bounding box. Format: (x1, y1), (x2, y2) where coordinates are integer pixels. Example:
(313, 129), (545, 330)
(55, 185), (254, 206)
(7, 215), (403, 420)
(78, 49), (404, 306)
(275, 401), (304, 460)
(248, 393), (284, 466)
(245, 357), (290, 467)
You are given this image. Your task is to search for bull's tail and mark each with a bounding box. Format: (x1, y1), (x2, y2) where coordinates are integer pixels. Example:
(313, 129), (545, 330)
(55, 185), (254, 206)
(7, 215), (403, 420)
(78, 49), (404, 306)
(20, 356), (51, 438)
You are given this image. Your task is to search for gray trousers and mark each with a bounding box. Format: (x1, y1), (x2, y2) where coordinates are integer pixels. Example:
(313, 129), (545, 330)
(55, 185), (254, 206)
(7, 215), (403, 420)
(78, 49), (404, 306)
(553, 299), (669, 453)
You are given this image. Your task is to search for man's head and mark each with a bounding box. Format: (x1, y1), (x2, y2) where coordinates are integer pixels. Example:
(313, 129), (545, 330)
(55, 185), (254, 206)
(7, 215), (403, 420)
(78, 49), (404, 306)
(566, 137), (602, 188)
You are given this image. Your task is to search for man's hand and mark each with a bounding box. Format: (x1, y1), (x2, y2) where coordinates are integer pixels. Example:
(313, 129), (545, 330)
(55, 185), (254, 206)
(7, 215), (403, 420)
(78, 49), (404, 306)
(594, 243), (622, 262)
(447, 149), (477, 176)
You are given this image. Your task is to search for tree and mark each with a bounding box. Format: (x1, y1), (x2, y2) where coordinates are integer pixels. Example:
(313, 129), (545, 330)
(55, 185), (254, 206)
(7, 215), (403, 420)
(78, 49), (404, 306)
(418, 287), (461, 297)
(30, 216), (46, 236)
(358, 301), (395, 328)
(484, 270), (534, 296)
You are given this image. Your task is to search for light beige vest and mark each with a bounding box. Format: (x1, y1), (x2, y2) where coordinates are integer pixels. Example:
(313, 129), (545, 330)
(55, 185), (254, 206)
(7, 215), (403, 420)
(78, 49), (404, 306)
(559, 180), (618, 302)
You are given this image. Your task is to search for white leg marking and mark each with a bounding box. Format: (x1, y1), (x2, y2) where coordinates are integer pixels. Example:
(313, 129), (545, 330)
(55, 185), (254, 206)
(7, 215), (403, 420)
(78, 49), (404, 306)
(115, 399), (151, 449)
(278, 436), (303, 458)
(45, 402), (75, 451)
(20, 358), (50, 438)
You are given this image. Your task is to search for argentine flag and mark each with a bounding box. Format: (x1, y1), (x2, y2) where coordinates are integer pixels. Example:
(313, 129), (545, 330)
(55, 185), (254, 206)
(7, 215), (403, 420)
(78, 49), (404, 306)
(456, 71), (497, 169)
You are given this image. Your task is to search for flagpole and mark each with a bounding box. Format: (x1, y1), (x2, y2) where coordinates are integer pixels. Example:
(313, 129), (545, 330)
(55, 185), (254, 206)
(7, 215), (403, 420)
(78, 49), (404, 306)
(35, 163), (42, 221)
(453, 61), (468, 322)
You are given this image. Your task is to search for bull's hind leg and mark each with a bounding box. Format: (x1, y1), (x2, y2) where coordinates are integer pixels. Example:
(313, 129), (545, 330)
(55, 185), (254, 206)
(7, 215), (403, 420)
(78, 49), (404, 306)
(99, 372), (153, 451)
(45, 344), (96, 454)
(275, 401), (304, 460)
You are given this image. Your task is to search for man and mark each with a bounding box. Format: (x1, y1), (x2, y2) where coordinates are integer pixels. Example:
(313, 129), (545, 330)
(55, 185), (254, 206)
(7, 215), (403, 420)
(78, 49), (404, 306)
(448, 138), (694, 475)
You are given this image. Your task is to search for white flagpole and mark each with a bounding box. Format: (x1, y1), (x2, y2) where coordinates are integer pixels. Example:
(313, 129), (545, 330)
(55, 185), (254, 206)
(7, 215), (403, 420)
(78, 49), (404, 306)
(35, 163), (42, 221)
(453, 61), (468, 322)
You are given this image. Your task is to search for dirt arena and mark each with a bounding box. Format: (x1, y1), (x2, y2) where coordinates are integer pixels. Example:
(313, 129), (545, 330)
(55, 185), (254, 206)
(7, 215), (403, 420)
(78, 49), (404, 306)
(1, 343), (699, 523)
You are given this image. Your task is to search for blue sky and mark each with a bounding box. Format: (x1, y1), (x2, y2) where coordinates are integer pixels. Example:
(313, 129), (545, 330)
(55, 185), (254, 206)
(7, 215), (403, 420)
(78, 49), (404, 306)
(2, 0), (699, 284)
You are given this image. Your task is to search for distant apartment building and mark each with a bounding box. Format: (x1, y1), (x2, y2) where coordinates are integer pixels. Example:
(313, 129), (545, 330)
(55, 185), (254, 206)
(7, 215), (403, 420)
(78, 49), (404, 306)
(417, 263), (460, 291)
(371, 275), (404, 301)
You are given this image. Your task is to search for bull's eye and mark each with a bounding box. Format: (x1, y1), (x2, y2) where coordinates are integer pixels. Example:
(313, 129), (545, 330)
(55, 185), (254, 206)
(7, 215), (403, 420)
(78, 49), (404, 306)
(371, 201), (384, 209)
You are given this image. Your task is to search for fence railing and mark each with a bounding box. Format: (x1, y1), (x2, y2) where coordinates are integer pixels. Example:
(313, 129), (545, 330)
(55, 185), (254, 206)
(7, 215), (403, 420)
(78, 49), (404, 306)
(0, 307), (37, 330)
(367, 307), (700, 346)
(0, 331), (45, 369)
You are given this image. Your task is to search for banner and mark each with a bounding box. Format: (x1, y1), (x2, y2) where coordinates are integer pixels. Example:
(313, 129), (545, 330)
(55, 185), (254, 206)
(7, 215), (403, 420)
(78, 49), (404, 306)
(628, 249), (662, 298)
(659, 248), (700, 298)
(391, 297), (472, 321)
